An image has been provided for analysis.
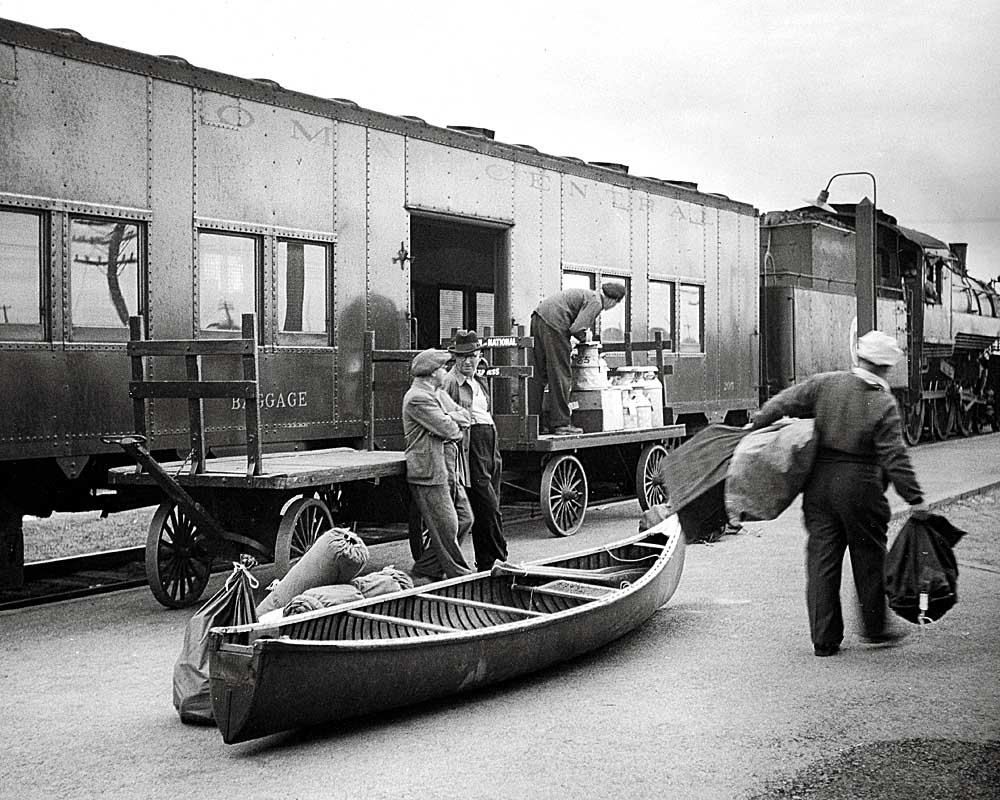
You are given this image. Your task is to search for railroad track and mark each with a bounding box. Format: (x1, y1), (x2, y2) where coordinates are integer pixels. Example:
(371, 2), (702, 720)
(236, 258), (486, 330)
(1, 496), (643, 610)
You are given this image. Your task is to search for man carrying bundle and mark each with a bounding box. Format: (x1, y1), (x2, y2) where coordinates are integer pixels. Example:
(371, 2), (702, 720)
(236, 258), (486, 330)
(403, 349), (474, 580)
(530, 282), (625, 435)
(751, 330), (929, 657)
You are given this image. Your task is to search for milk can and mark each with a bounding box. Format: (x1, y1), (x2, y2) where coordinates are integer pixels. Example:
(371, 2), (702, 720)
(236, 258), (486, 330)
(571, 341), (609, 390)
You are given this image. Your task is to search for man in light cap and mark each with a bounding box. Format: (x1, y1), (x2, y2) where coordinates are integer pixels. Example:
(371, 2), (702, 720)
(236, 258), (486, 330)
(530, 282), (626, 435)
(751, 329), (929, 657)
(402, 348), (474, 580)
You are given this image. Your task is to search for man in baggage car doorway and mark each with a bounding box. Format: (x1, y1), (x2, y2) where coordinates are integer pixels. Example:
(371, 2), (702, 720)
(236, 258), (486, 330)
(750, 330), (929, 657)
(442, 330), (508, 572)
(529, 283), (626, 435)
(402, 349), (475, 581)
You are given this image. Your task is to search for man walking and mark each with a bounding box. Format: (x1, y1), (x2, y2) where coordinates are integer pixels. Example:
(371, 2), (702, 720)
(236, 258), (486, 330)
(443, 330), (508, 571)
(751, 330), (929, 656)
(403, 349), (474, 580)
(530, 282), (625, 434)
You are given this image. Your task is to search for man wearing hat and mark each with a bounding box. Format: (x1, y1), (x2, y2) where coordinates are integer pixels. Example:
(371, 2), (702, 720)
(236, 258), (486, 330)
(403, 348), (474, 580)
(442, 331), (508, 571)
(530, 282), (626, 435)
(751, 330), (929, 657)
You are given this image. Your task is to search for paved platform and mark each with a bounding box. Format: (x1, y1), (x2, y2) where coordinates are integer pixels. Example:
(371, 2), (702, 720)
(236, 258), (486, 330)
(2, 434), (998, 799)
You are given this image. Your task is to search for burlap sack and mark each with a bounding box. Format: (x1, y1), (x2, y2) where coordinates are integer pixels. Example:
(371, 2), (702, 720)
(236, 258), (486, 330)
(351, 566), (415, 598)
(282, 584), (365, 616)
(257, 528), (369, 615)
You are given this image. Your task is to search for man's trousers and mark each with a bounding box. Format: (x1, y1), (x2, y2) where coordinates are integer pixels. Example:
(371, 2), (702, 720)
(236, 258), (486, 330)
(409, 478), (474, 579)
(529, 313), (574, 430)
(467, 423), (507, 571)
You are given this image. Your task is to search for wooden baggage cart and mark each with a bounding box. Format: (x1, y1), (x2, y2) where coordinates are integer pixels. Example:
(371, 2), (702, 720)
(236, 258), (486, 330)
(366, 330), (685, 543)
(107, 315), (406, 608)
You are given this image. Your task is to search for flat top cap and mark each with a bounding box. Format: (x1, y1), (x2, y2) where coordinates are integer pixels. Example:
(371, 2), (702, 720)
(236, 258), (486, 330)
(410, 349), (451, 376)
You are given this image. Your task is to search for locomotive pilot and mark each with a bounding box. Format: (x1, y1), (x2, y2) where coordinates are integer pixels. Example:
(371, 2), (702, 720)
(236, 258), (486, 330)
(529, 283), (625, 435)
(402, 349), (475, 580)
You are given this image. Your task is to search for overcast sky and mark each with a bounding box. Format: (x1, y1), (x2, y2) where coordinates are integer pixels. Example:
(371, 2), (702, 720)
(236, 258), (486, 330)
(3, 0), (998, 281)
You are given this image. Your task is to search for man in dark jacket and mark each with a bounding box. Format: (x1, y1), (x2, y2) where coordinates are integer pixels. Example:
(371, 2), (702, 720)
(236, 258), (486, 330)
(442, 330), (507, 571)
(751, 330), (929, 656)
(403, 349), (474, 580)
(530, 282), (625, 434)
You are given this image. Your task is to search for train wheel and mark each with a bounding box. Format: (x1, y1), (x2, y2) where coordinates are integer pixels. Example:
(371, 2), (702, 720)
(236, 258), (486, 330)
(540, 454), (589, 537)
(635, 442), (670, 512)
(954, 398), (975, 437)
(931, 398), (952, 440)
(145, 501), (213, 609)
(902, 400), (925, 446)
(273, 496), (333, 577)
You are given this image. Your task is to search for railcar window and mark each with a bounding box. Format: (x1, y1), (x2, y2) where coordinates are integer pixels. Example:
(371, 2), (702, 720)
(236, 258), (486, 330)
(600, 276), (629, 344)
(0, 208), (45, 341)
(648, 280), (675, 351)
(439, 288), (464, 339)
(476, 291), (495, 333)
(678, 283), (704, 353)
(199, 232), (258, 334)
(561, 271), (595, 292)
(277, 239), (329, 344)
(69, 217), (142, 342)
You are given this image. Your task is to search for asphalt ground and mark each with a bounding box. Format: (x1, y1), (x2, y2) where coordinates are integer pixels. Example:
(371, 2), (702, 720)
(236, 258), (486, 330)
(2, 434), (999, 799)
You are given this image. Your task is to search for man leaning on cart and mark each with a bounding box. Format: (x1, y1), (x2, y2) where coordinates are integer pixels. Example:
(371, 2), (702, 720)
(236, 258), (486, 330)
(403, 349), (475, 582)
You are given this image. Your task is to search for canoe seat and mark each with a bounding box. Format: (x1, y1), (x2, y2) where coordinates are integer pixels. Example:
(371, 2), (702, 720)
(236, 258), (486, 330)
(514, 580), (616, 601)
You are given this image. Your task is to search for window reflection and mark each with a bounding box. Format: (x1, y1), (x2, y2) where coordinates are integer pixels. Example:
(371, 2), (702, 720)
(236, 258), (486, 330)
(0, 208), (43, 340)
(600, 276), (628, 343)
(199, 232), (257, 332)
(277, 240), (328, 337)
(649, 280), (674, 351)
(70, 217), (141, 340)
(439, 288), (463, 339)
(678, 283), (703, 353)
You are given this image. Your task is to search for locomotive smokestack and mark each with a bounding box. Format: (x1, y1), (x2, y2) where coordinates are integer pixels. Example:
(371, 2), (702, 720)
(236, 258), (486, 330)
(950, 243), (968, 274)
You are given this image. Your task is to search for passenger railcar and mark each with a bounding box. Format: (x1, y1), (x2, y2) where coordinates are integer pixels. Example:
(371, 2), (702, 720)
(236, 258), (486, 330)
(0, 19), (759, 586)
(760, 206), (1000, 444)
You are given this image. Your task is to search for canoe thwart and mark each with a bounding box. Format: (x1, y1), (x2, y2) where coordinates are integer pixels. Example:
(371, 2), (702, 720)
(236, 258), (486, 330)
(490, 561), (648, 587)
(514, 580), (616, 601)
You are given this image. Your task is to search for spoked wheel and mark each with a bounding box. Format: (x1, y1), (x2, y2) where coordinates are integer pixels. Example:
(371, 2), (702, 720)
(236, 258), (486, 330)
(635, 442), (670, 512)
(145, 501), (213, 608)
(540, 454), (589, 537)
(273, 496), (333, 576)
(931, 397), (951, 440)
(902, 399), (925, 446)
(954, 395), (975, 437)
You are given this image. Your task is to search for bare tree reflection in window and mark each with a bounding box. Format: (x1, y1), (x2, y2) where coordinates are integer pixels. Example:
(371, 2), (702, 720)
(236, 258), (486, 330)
(70, 218), (139, 329)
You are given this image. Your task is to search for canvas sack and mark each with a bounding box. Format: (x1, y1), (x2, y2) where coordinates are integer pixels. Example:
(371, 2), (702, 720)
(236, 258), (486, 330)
(725, 417), (817, 523)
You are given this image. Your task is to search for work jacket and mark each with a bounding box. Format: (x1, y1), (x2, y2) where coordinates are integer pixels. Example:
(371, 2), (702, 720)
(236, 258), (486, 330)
(402, 378), (466, 486)
(441, 368), (500, 486)
(533, 288), (604, 340)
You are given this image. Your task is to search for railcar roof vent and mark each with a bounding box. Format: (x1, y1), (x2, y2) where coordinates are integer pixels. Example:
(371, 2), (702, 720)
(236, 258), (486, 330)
(707, 193), (730, 200)
(50, 28), (85, 40)
(252, 78), (283, 89)
(329, 98), (359, 107)
(590, 162), (629, 174)
(158, 55), (191, 66)
(664, 180), (699, 191)
(448, 126), (496, 139)
(400, 115), (428, 124)
(560, 156), (586, 164)
(513, 144), (539, 153)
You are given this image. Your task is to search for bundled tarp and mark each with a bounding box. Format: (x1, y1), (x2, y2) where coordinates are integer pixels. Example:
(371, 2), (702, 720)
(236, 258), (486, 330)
(173, 557), (258, 725)
(725, 417), (817, 523)
(885, 513), (966, 624)
(659, 424), (749, 541)
(256, 528), (369, 616)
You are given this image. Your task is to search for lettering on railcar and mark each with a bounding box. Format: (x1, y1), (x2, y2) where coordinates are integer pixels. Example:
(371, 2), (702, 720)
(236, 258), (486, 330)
(216, 104), (254, 128)
(528, 171), (553, 192)
(231, 391), (309, 410)
(291, 120), (333, 146)
(484, 336), (518, 348)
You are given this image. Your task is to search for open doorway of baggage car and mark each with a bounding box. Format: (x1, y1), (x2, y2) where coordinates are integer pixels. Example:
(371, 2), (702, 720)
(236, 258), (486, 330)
(409, 215), (510, 350)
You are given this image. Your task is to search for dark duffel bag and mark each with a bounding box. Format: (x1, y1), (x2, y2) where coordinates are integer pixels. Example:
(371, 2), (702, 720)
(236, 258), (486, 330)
(885, 513), (966, 624)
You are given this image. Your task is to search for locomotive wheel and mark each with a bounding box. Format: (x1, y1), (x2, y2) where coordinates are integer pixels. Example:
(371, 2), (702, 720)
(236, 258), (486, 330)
(635, 442), (670, 512)
(954, 397), (975, 437)
(901, 399), (924, 446)
(273, 496), (333, 577)
(540, 454), (589, 537)
(931, 398), (952, 441)
(145, 501), (213, 609)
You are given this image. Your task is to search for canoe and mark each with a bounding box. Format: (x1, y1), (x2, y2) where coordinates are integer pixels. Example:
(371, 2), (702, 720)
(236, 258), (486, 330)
(208, 514), (685, 744)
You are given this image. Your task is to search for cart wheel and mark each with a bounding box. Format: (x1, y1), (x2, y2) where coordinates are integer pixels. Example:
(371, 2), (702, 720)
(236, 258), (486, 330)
(635, 442), (670, 512)
(902, 399), (924, 446)
(273, 496), (334, 577)
(145, 501), (213, 609)
(540, 454), (588, 537)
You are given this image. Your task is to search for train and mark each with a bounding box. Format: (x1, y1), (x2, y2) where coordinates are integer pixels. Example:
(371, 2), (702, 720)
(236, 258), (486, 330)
(1, 18), (998, 588)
